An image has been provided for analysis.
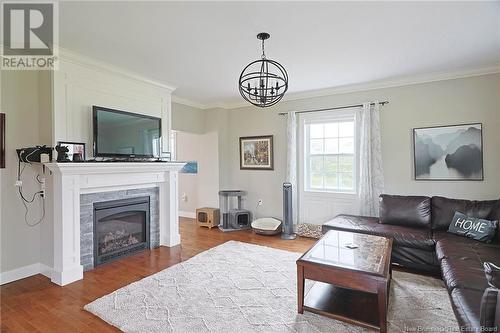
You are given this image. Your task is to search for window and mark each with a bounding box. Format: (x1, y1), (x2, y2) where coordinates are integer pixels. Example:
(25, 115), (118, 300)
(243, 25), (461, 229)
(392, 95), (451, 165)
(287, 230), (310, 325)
(304, 114), (356, 193)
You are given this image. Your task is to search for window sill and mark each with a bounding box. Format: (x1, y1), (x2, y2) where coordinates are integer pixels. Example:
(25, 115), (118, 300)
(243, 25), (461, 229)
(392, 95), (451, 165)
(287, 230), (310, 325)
(303, 190), (357, 199)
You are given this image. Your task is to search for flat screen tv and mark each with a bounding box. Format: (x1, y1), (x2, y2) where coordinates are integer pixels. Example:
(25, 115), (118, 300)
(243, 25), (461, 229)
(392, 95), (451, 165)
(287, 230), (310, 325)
(93, 106), (162, 158)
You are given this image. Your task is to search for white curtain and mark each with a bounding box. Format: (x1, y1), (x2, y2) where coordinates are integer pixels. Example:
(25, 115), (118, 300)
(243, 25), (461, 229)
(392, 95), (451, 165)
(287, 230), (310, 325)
(357, 101), (384, 216)
(286, 112), (298, 224)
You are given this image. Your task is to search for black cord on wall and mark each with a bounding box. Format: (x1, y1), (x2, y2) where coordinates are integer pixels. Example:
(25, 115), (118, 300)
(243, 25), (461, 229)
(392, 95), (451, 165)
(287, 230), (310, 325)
(17, 151), (45, 227)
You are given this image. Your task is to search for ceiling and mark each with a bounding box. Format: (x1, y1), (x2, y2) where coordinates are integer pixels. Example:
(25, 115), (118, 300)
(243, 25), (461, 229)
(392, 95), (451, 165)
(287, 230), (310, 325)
(59, 1), (500, 109)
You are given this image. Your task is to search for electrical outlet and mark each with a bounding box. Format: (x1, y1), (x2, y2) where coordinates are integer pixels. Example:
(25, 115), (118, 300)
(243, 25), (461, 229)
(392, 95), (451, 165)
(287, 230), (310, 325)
(181, 193), (188, 202)
(257, 199), (263, 206)
(15, 180), (22, 187)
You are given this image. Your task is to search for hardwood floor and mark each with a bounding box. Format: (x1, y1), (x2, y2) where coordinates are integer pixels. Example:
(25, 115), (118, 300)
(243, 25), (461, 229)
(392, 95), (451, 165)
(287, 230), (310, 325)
(0, 218), (316, 332)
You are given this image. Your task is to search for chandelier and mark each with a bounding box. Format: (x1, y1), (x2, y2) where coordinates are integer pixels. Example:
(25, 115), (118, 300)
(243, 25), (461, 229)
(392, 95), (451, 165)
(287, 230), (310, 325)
(238, 32), (289, 108)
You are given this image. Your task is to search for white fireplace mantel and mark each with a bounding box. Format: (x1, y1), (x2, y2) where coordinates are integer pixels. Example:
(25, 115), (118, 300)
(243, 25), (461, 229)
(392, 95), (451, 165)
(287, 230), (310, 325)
(43, 162), (185, 286)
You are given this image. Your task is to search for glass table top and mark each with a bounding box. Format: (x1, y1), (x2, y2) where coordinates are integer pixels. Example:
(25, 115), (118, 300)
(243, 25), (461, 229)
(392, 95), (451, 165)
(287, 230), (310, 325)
(299, 230), (391, 276)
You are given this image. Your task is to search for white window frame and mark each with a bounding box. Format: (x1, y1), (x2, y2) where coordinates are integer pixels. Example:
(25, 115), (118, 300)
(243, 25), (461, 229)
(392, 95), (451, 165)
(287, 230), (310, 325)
(169, 130), (177, 160)
(300, 110), (359, 196)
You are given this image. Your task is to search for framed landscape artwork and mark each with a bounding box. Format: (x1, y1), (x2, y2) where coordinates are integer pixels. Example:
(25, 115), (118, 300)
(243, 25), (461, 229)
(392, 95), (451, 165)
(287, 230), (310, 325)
(239, 135), (274, 170)
(413, 123), (483, 181)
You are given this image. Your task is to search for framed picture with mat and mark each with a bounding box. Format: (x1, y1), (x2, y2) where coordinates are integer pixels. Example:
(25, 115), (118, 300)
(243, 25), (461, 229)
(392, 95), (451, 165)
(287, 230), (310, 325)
(239, 135), (274, 170)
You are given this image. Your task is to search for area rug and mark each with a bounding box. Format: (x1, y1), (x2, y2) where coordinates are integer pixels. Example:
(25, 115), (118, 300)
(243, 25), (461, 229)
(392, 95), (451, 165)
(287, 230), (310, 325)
(85, 241), (457, 332)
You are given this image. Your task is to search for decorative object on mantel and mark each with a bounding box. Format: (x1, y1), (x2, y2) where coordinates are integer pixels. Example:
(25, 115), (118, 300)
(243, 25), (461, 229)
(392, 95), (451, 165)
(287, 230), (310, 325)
(57, 141), (86, 162)
(413, 123), (483, 181)
(238, 32), (289, 108)
(239, 135), (274, 170)
(0, 113), (5, 168)
(55, 144), (71, 162)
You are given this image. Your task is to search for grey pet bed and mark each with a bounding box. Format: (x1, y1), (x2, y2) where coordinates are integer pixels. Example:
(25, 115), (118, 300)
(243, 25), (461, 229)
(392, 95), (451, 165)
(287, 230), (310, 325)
(251, 217), (282, 235)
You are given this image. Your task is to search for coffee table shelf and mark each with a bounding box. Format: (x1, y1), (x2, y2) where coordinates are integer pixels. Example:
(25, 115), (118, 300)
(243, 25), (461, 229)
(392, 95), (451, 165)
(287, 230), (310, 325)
(297, 230), (393, 332)
(304, 282), (380, 330)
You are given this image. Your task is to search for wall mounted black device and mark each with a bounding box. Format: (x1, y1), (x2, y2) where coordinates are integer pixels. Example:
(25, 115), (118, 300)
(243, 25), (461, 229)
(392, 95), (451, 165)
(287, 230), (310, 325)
(16, 145), (53, 163)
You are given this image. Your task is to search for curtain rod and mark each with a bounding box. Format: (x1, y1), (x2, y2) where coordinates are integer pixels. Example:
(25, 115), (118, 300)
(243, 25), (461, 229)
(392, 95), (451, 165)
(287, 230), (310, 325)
(278, 101), (389, 116)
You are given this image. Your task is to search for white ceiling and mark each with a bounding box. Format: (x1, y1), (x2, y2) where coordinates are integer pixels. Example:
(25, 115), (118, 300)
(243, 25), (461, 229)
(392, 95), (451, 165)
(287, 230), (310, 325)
(59, 1), (500, 109)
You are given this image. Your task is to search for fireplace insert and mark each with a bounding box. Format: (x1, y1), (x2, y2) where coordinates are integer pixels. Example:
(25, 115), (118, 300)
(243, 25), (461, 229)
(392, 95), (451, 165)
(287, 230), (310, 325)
(93, 196), (150, 266)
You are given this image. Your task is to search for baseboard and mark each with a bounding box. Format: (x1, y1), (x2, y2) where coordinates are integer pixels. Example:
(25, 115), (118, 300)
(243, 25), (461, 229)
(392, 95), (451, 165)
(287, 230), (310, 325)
(0, 263), (55, 285)
(0, 263), (43, 285)
(179, 211), (196, 219)
(50, 265), (83, 286)
(39, 263), (54, 280)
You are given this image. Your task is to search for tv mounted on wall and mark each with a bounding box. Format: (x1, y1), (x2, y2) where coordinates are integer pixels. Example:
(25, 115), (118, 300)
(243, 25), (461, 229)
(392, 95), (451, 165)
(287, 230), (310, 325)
(93, 106), (162, 158)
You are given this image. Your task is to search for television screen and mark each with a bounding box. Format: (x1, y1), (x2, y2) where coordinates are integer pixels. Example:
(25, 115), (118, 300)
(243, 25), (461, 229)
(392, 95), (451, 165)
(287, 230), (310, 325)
(93, 106), (161, 158)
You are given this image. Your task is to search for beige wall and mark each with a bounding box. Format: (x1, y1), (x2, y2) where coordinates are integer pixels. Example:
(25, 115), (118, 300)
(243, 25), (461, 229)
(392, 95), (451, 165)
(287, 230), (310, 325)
(176, 131), (200, 213)
(207, 73), (500, 220)
(176, 130), (220, 214)
(172, 102), (222, 214)
(204, 108), (230, 193)
(1, 71), (51, 273)
(172, 102), (206, 134)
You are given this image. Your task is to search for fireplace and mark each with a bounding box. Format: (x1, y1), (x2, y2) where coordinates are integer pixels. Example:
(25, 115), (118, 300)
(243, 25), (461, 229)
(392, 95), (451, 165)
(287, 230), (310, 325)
(93, 196), (150, 266)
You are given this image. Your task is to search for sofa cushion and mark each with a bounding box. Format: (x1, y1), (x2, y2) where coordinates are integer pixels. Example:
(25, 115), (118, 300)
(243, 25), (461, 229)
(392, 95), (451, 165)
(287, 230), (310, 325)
(323, 214), (434, 250)
(392, 246), (440, 272)
(379, 194), (431, 228)
(434, 231), (500, 262)
(450, 288), (483, 331)
(431, 196), (500, 231)
(491, 201), (500, 243)
(435, 231), (480, 261)
(440, 257), (489, 292)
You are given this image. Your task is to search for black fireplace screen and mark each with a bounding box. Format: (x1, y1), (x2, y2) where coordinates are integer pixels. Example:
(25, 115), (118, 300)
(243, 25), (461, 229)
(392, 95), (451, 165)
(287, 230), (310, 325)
(93, 196), (150, 266)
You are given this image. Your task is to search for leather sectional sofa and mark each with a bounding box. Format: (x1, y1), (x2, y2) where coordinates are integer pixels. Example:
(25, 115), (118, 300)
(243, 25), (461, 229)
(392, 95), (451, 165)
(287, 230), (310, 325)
(322, 194), (500, 332)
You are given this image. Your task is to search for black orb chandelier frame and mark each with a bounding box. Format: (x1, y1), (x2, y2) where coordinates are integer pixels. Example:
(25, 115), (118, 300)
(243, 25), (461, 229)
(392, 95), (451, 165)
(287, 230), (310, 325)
(238, 32), (289, 108)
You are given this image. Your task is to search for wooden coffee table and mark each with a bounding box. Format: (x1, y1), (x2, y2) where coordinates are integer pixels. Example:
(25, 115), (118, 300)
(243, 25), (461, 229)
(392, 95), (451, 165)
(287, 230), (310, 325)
(297, 230), (393, 332)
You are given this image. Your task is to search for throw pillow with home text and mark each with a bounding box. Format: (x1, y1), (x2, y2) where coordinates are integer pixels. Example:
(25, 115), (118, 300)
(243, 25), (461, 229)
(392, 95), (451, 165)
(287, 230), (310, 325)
(448, 211), (498, 243)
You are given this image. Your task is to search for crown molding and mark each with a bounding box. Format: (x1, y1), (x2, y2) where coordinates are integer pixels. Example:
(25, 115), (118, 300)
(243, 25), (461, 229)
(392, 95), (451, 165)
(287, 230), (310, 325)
(4, 45), (497, 111)
(58, 47), (177, 92)
(171, 96), (208, 110)
(173, 65), (500, 110)
(279, 65), (500, 105)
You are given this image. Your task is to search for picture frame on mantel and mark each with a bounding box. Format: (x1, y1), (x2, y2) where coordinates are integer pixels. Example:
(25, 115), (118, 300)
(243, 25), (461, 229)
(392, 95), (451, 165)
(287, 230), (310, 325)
(58, 141), (86, 162)
(239, 135), (274, 170)
(0, 113), (5, 168)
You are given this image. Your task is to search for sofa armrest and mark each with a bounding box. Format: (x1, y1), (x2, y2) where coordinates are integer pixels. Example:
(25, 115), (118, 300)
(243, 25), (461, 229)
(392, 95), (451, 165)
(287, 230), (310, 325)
(480, 262), (500, 330)
(484, 262), (500, 288)
(480, 288), (500, 330)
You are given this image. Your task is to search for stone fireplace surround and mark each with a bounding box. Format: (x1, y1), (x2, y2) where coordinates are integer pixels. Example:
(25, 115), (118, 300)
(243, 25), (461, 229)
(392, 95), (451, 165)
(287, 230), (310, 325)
(43, 162), (185, 286)
(80, 188), (160, 271)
